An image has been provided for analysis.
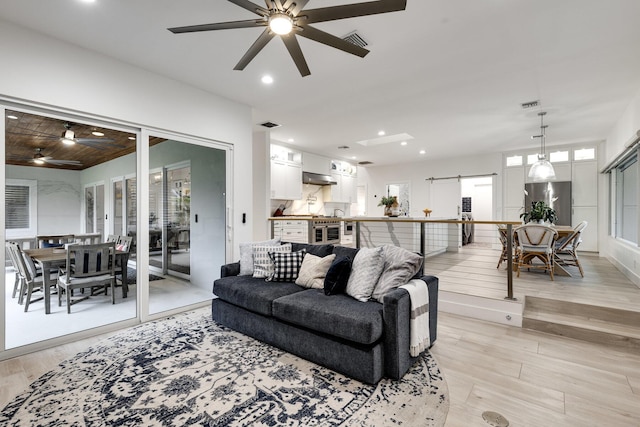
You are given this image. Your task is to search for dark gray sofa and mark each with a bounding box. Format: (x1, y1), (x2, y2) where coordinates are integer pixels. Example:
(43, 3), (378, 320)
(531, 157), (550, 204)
(211, 243), (438, 384)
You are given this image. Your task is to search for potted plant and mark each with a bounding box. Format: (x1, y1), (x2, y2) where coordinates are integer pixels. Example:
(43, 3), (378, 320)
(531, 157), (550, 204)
(378, 196), (398, 216)
(520, 200), (558, 224)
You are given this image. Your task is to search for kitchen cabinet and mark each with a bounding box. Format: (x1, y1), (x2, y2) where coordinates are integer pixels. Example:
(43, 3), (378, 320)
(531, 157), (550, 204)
(270, 160), (302, 200)
(272, 220), (309, 243)
(323, 162), (357, 203)
(302, 152), (331, 175)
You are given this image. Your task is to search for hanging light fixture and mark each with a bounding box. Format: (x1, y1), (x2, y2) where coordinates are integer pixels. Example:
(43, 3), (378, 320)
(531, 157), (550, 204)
(61, 123), (76, 145)
(528, 111), (556, 181)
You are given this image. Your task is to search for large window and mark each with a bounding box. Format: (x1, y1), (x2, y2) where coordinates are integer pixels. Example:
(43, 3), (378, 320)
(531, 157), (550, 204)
(615, 153), (638, 244)
(5, 179), (37, 238)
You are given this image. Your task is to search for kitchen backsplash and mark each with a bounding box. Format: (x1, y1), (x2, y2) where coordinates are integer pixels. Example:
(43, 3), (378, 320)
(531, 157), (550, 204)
(271, 184), (350, 216)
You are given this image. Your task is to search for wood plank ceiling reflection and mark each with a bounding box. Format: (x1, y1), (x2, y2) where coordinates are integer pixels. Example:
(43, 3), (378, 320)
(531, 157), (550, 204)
(5, 110), (166, 170)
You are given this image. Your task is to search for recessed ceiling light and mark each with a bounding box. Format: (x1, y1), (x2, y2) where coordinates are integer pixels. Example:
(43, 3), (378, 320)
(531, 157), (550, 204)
(91, 131), (104, 137)
(419, 150), (426, 155)
(128, 136), (136, 140)
(351, 156), (357, 160)
(400, 141), (407, 146)
(6, 115), (18, 120)
(79, 0), (96, 3)
(378, 130), (386, 136)
(288, 138), (294, 143)
(261, 75), (274, 84)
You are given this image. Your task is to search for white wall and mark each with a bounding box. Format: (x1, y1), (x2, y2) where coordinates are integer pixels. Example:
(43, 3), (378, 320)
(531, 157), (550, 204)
(0, 18), (253, 258)
(603, 87), (640, 285)
(6, 165), (82, 235)
(358, 153), (502, 219)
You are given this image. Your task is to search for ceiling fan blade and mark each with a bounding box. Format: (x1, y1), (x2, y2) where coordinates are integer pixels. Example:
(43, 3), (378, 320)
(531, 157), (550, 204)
(297, 25), (369, 57)
(269, 0), (284, 10)
(75, 139), (126, 150)
(282, 0), (309, 16)
(301, 0), (407, 24)
(6, 130), (58, 139)
(168, 19), (265, 33)
(234, 29), (276, 70)
(43, 159), (82, 166)
(281, 34), (310, 77)
(228, 0), (269, 16)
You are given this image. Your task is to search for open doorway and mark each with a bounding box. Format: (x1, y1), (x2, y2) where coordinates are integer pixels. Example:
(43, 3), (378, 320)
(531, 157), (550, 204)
(460, 176), (494, 247)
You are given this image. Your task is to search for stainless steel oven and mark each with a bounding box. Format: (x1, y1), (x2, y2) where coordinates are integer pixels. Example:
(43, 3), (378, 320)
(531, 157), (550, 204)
(311, 219), (341, 245)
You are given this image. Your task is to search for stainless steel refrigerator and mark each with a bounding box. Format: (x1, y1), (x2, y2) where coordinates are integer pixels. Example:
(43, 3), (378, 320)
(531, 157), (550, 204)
(524, 181), (572, 226)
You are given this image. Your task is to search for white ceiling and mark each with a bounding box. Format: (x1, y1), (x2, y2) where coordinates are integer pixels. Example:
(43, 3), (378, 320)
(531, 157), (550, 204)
(2, 0), (640, 166)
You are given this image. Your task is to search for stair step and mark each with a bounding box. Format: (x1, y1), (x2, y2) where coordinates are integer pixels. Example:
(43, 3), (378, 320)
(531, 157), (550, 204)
(523, 296), (640, 352)
(524, 296), (640, 328)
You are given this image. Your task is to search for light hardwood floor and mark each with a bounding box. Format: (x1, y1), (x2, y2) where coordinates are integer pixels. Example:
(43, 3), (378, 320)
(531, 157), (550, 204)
(428, 244), (640, 312)
(2, 310), (639, 426)
(2, 252), (640, 425)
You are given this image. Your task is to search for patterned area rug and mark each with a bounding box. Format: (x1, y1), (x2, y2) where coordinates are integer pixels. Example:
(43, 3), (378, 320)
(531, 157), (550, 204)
(0, 309), (449, 426)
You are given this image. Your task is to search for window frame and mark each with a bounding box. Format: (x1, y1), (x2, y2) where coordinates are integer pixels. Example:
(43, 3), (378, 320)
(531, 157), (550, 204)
(5, 178), (38, 239)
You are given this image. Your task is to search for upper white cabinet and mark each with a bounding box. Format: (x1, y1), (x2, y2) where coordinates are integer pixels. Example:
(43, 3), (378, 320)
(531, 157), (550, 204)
(324, 160), (357, 203)
(270, 145), (302, 200)
(302, 152), (331, 175)
(572, 161), (598, 206)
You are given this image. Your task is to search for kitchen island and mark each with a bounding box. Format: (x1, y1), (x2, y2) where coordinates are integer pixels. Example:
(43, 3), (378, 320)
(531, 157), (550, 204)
(269, 216), (459, 256)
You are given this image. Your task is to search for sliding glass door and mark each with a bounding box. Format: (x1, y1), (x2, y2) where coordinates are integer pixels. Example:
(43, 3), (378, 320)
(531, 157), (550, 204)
(3, 106), (138, 350)
(147, 136), (227, 315)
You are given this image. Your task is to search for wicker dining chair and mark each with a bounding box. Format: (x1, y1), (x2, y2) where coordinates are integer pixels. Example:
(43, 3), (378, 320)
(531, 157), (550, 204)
(554, 221), (588, 277)
(514, 224), (558, 280)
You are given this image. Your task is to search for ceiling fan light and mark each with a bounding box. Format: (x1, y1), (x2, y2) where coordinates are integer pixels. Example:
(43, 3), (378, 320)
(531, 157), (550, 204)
(61, 129), (76, 145)
(269, 14), (293, 35)
(33, 159), (45, 165)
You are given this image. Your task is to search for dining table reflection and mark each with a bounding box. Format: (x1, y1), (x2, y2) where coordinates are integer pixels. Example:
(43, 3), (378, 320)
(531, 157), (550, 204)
(24, 246), (130, 314)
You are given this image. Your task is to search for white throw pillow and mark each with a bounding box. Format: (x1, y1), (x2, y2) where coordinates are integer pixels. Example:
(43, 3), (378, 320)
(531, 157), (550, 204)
(252, 243), (291, 279)
(295, 253), (336, 289)
(345, 246), (385, 302)
(371, 245), (424, 302)
(239, 238), (280, 276)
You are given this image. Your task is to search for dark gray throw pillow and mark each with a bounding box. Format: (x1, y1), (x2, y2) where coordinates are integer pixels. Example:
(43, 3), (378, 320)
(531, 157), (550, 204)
(324, 257), (352, 295)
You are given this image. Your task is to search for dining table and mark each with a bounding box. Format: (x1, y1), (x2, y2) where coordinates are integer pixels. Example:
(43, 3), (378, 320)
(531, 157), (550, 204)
(498, 224), (576, 277)
(24, 247), (130, 314)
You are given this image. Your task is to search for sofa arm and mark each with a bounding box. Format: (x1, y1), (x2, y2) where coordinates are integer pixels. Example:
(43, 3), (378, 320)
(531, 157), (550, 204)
(220, 262), (240, 278)
(382, 275), (438, 380)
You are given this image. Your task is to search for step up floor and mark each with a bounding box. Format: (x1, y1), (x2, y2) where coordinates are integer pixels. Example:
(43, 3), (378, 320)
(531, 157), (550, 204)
(523, 296), (640, 352)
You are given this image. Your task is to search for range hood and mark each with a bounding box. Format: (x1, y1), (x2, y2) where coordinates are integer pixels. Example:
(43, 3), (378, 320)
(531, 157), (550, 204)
(302, 171), (337, 186)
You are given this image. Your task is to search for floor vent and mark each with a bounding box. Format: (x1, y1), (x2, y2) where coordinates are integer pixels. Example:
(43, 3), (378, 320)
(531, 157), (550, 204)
(342, 31), (368, 48)
(259, 121), (281, 129)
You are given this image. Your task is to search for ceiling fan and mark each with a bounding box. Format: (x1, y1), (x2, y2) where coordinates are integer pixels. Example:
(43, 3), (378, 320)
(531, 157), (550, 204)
(7, 122), (124, 150)
(168, 0), (407, 76)
(12, 148), (84, 167)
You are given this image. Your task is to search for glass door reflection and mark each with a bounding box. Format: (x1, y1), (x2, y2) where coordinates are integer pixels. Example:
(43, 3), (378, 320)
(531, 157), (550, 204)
(148, 137), (226, 315)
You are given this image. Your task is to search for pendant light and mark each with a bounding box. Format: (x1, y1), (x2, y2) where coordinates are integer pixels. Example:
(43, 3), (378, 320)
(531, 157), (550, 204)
(528, 111), (556, 181)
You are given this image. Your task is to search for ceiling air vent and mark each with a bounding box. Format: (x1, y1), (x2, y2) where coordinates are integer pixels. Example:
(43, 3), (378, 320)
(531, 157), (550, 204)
(342, 31), (368, 48)
(260, 121), (281, 129)
(358, 161), (373, 165)
(521, 100), (540, 109)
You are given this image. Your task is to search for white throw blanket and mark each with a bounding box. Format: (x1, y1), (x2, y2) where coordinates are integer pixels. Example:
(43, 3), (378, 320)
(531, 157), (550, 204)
(399, 279), (431, 357)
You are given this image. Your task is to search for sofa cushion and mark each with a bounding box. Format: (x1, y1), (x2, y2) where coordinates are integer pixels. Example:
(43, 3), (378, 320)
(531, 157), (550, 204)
(290, 243), (334, 258)
(239, 238), (280, 276)
(268, 249), (306, 282)
(213, 276), (304, 316)
(371, 245), (424, 303)
(272, 289), (384, 345)
(324, 257), (352, 295)
(332, 245), (359, 261)
(346, 246), (385, 302)
(253, 243), (292, 278)
(295, 253), (336, 289)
